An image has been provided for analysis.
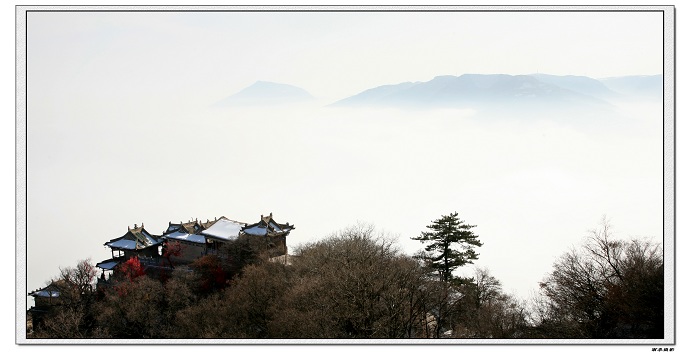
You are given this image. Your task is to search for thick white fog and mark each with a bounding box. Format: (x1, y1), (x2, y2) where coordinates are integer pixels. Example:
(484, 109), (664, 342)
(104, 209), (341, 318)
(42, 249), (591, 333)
(22, 9), (668, 311)
(26, 97), (663, 305)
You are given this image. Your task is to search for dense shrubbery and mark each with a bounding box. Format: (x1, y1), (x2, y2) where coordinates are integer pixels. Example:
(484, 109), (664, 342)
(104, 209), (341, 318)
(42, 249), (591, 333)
(27, 219), (663, 339)
(530, 218), (664, 338)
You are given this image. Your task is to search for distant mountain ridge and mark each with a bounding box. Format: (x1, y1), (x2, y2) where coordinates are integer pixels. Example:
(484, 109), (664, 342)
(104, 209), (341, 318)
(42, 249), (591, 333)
(599, 75), (663, 99)
(215, 81), (315, 107)
(213, 74), (662, 111)
(330, 73), (662, 111)
(529, 73), (620, 99)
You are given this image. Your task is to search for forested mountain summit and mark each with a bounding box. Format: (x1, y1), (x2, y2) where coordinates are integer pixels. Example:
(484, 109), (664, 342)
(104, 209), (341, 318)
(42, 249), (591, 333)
(26, 218), (663, 340)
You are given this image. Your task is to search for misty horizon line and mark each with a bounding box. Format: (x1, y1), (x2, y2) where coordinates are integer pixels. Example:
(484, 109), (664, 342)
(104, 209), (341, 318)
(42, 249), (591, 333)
(214, 72), (663, 109)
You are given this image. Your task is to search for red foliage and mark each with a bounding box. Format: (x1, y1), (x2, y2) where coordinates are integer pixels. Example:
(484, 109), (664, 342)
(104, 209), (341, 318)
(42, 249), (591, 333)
(119, 256), (146, 281)
(163, 241), (184, 258)
(109, 257), (147, 297)
(163, 241), (185, 268)
(191, 255), (227, 293)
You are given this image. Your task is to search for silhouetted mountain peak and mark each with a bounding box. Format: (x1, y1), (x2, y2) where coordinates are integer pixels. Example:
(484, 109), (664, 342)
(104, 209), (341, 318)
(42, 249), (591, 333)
(215, 81), (315, 107)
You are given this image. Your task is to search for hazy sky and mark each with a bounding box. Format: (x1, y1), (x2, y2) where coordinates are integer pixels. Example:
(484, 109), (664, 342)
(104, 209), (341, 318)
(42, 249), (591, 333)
(27, 10), (662, 104)
(22, 7), (669, 317)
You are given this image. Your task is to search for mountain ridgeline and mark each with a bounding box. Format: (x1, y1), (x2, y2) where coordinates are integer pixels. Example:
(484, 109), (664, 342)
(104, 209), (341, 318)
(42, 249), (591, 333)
(214, 74), (662, 114)
(214, 81), (316, 107)
(330, 73), (662, 113)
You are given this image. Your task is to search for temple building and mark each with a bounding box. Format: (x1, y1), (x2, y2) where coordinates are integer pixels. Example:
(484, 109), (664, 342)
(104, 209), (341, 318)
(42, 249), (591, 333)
(94, 213), (294, 275)
(96, 223), (164, 276)
(242, 213), (294, 257)
(27, 281), (69, 330)
(28, 212), (295, 334)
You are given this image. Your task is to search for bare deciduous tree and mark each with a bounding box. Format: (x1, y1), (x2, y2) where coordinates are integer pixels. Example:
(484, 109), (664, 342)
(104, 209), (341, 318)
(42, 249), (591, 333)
(534, 217), (663, 338)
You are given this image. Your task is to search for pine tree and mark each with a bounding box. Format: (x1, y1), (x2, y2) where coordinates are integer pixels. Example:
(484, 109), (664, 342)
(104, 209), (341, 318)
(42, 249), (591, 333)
(412, 212), (482, 283)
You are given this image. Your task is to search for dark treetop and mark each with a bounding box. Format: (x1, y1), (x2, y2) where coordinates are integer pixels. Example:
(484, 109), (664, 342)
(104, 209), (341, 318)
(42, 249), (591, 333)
(412, 212), (483, 283)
